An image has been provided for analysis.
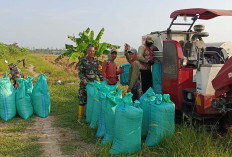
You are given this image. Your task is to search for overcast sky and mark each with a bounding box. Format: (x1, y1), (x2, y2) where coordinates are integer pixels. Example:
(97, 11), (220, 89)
(1, 0), (232, 50)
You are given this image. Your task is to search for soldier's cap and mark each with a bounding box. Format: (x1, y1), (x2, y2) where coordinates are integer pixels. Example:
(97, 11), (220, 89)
(128, 48), (137, 54)
(146, 36), (154, 43)
(111, 48), (117, 54)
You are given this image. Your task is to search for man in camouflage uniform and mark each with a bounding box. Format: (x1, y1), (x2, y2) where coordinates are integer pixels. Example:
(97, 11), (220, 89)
(78, 45), (103, 122)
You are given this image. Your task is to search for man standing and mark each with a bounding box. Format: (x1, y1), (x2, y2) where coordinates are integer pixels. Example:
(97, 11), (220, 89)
(102, 49), (124, 85)
(138, 36), (156, 93)
(78, 45), (103, 122)
(124, 44), (142, 101)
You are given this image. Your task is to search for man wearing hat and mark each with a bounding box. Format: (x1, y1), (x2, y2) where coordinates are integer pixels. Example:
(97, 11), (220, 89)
(138, 36), (158, 93)
(124, 44), (142, 101)
(102, 49), (124, 85)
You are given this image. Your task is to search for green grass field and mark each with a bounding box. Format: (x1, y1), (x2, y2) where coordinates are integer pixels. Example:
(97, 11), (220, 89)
(1, 54), (232, 157)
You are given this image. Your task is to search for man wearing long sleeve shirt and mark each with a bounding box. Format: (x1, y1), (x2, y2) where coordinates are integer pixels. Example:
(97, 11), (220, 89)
(124, 44), (142, 101)
(138, 36), (157, 93)
(102, 49), (124, 85)
(78, 45), (103, 122)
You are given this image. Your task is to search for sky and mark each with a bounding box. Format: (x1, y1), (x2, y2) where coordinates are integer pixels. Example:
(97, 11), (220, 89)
(1, 0), (232, 50)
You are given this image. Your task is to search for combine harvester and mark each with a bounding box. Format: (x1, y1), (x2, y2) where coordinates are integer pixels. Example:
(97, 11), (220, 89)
(144, 8), (232, 129)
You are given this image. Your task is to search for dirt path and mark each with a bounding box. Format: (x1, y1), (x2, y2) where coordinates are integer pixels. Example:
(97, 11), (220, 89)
(28, 64), (40, 78)
(27, 64), (93, 157)
(27, 117), (64, 157)
(26, 116), (93, 157)
(27, 64), (64, 157)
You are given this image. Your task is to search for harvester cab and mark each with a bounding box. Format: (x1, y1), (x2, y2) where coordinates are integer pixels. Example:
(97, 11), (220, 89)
(145, 8), (232, 128)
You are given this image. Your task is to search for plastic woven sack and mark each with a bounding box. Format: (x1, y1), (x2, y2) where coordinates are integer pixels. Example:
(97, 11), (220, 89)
(96, 91), (107, 137)
(25, 76), (34, 95)
(16, 78), (33, 119)
(3, 72), (7, 78)
(105, 83), (119, 91)
(32, 73), (51, 118)
(139, 88), (156, 138)
(120, 63), (131, 86)
(110, 93), (143, 155)
(139, 87), (153, 103)
(0, 77), (16, 121)
(101, 89), (122, 144)
(86, 82), (95, 123)
(96, 86), (121, 138)
(145, 94), (175, 146)
(152, 62), (162, 94)
(90, 80), (107, 128)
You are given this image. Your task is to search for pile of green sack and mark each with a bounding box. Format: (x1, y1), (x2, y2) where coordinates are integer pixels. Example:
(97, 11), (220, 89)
(139, 87), (175, 146)
(86, 80), (143, 155)
(0, 73), (51, 121)
(85, 81), (176, 155)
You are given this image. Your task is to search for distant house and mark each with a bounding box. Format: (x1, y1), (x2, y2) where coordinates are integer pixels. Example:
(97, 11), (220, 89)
(51, 51), (61, 55)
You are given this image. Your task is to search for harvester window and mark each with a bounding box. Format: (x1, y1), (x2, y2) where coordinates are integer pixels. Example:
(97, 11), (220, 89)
(183, 41), (192, 57)
(163, 42), (178, 79)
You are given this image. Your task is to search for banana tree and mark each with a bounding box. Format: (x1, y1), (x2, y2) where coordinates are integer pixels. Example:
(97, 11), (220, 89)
(55, 28), (120, 63)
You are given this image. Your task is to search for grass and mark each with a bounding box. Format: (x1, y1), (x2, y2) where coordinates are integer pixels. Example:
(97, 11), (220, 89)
(0, 118), (43, 157)
(43, 54), (232, 156)
(0, 117), (43, 157)
(26, 54), (76, 83)
(61, 140), (78, 155)
(0, 117), (32, 131)
(81, 125), (232, 157)
(2, 53), (232, 156)
(0, 135), (42, 157)
(28, 135), (40, 142)
(147, 126), (232, 157)
(0, 55), (33, 77)
(0, 54), (43, 157)
(48, 78), (232, 157)
(0, 53), (77, 157)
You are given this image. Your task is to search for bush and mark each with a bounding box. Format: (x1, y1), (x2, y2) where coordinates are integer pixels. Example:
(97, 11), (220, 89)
(0, 42), (29, 59)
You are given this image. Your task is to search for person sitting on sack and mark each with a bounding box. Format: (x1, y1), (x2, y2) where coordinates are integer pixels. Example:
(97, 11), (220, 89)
(124, 44), (142, 101)
(102, 49), (124, 85)
(77, 45), (103, 122)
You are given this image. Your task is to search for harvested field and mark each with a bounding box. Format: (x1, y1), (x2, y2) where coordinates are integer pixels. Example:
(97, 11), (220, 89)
(39, 54), (128, 79)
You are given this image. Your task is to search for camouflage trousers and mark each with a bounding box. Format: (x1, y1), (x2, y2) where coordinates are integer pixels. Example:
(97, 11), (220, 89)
(78, 81), (87, 106)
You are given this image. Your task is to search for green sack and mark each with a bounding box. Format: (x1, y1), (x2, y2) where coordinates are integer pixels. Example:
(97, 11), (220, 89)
(110, 93), (143, 155)
(32, 73), (51, 118)
(101, 89), (122, 144)
(3, 72), (7, 78)
(120, 63), (131, 86)
(90, 80), (107, 128)
(152, 62), (162, 94)
(16, 78), (33, 119)
(25, 76), (34, 95)
(86, 82), (95, 123)
(86, 81), (106, 123)
(96, 91), (107, 137)
(96, 84), (120, 138)
(145, 94), (175, 146)
(139, 87), (156, 138)
(0, 77), (16, 121)
(105, 83), (119, 91)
